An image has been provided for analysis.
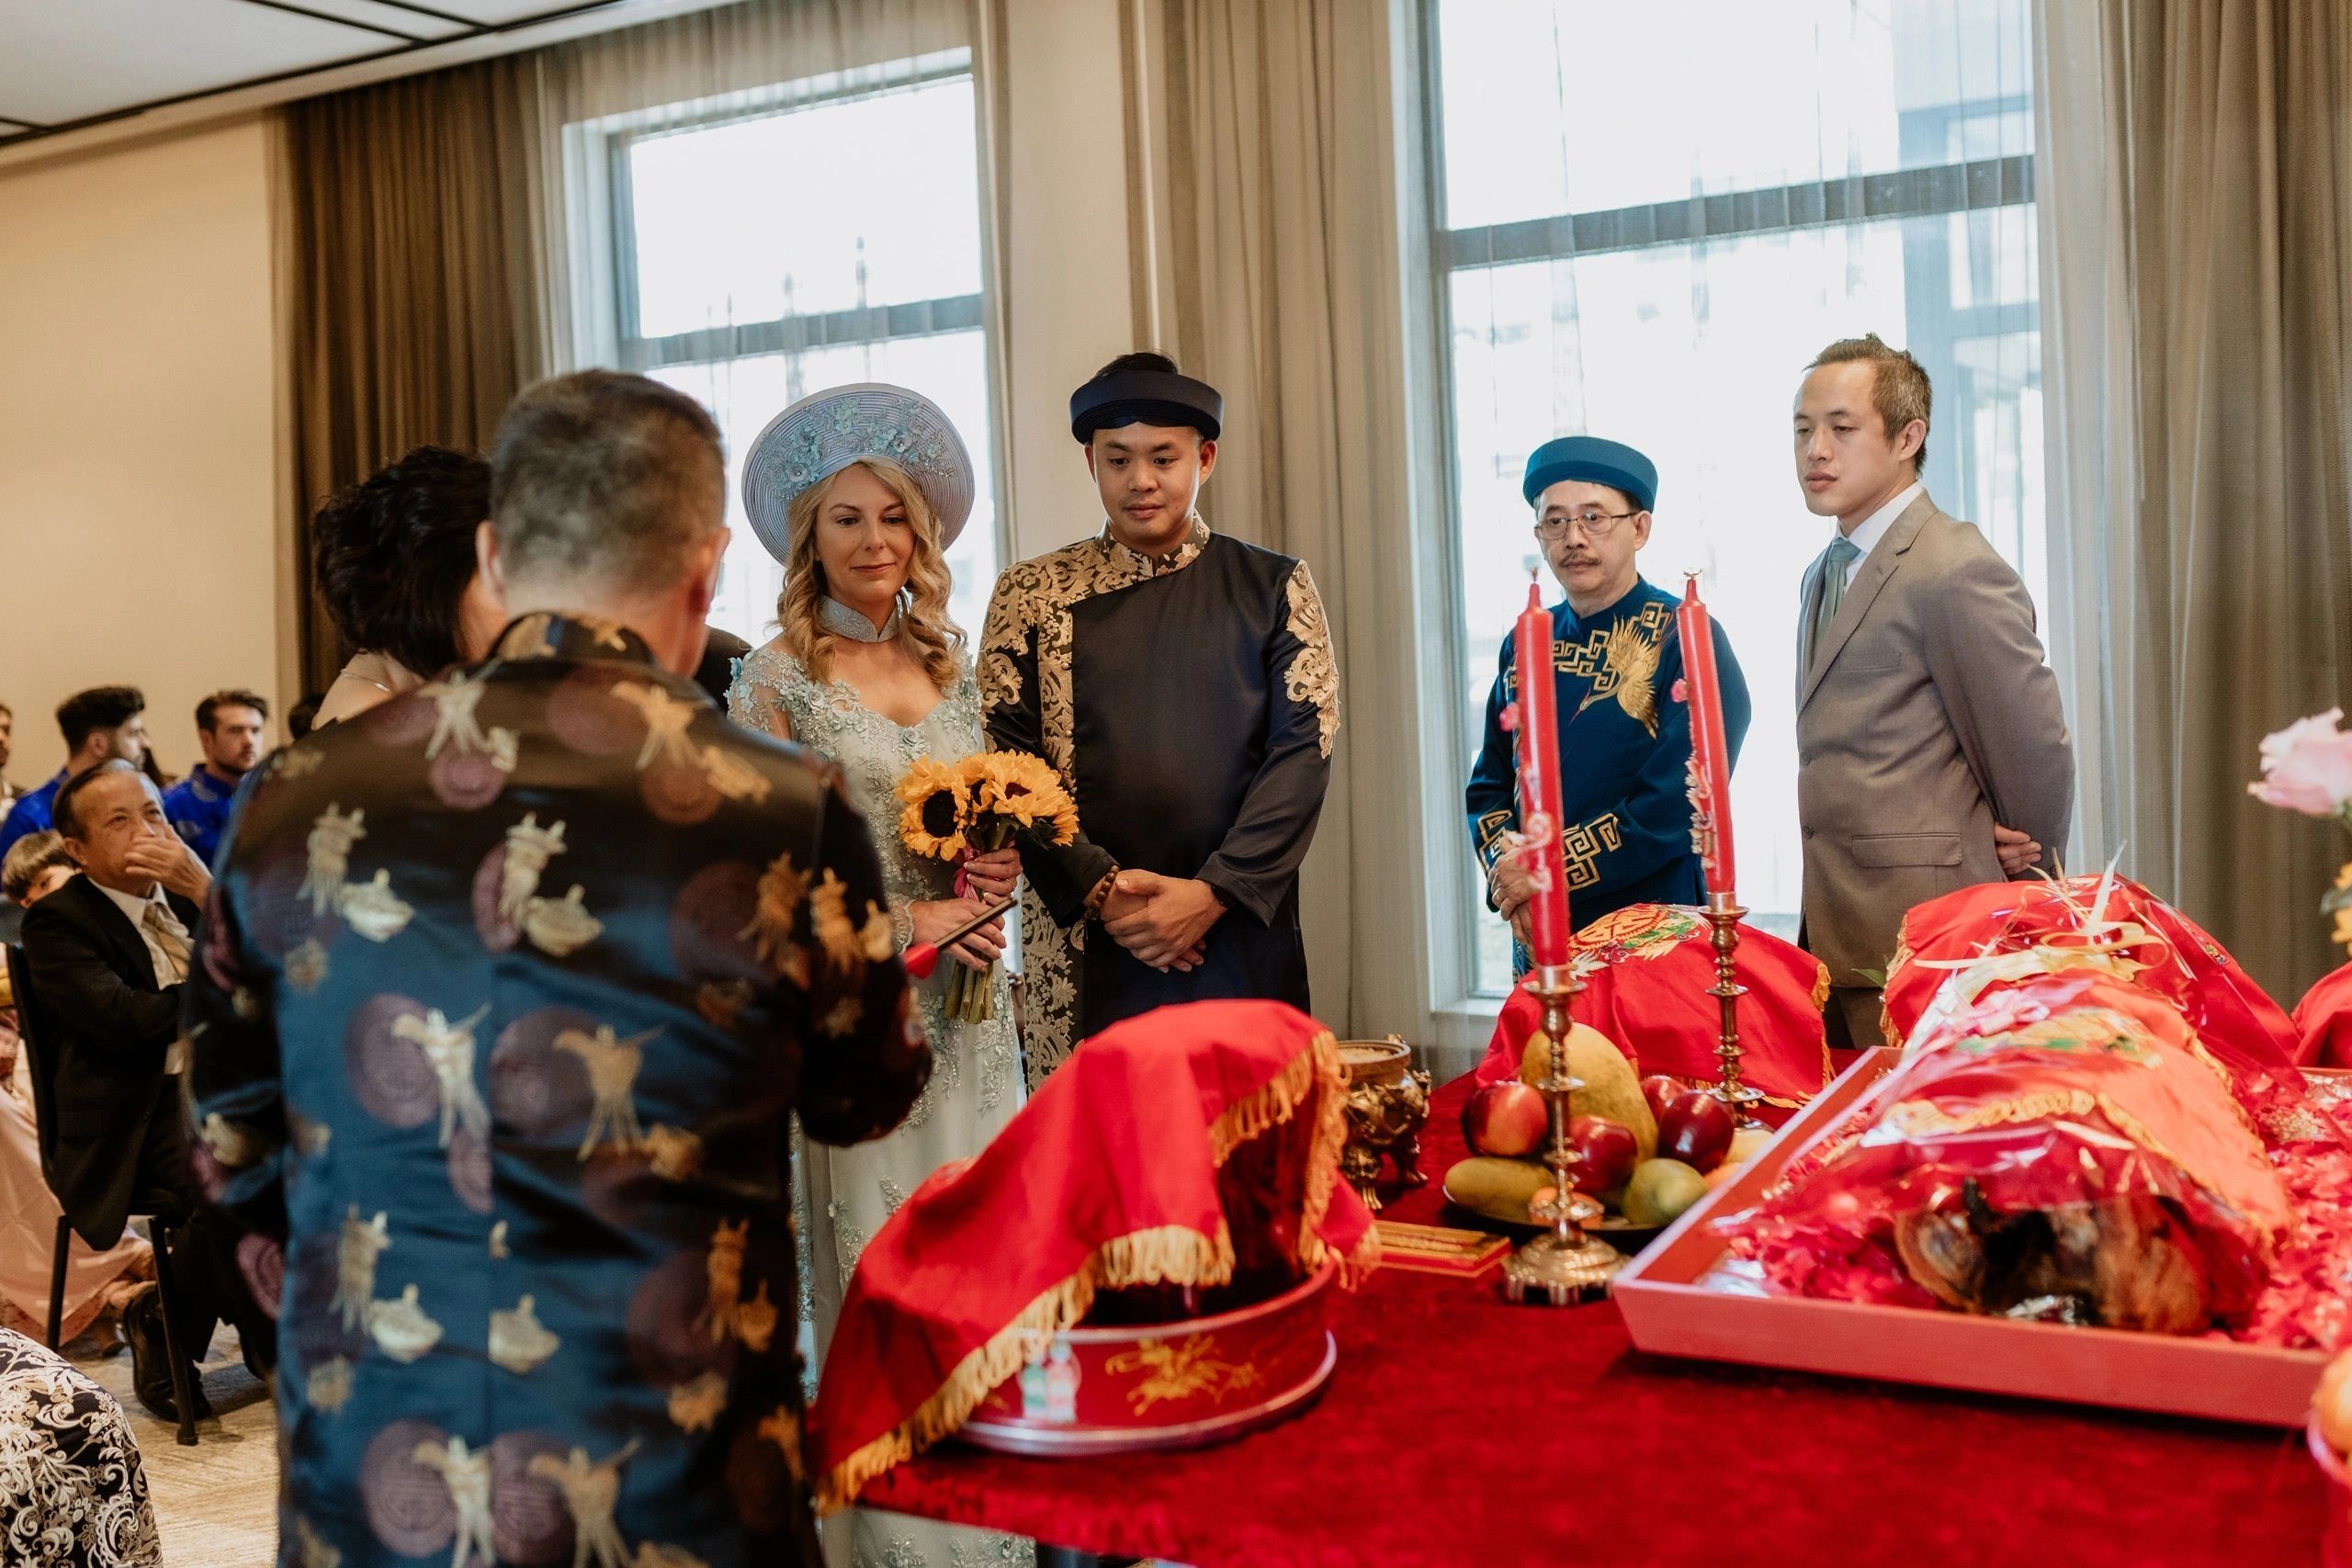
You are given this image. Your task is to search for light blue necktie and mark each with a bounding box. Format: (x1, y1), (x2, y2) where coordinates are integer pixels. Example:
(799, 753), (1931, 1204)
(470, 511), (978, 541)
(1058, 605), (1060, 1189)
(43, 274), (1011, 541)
(1808, 535), (1862, 667)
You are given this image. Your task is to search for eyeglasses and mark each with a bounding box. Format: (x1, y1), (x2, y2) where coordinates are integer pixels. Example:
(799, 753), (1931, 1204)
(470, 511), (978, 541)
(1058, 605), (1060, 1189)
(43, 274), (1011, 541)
(1533, 509), (1640, 540)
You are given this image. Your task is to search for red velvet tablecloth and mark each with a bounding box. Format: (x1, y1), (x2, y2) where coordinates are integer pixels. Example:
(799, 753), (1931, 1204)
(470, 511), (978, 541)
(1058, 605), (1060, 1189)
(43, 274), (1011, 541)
(862, 1072), (2330, 1567)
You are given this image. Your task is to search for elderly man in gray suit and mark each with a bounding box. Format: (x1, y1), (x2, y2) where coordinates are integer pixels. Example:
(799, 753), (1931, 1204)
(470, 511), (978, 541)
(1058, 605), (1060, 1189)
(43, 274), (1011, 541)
(1792, 333), (2074, 1046)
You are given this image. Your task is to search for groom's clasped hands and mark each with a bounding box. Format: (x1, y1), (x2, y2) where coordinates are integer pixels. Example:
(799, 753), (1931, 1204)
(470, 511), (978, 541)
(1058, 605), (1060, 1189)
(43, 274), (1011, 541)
(1102, 869), (1223, 973)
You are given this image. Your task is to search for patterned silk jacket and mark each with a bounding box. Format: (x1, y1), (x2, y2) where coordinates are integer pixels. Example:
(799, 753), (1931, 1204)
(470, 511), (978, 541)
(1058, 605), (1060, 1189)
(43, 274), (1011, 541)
(979, 518), (1339, 1088)
(1464, 577), (1752, 942)
(185, 613), (928, 1568)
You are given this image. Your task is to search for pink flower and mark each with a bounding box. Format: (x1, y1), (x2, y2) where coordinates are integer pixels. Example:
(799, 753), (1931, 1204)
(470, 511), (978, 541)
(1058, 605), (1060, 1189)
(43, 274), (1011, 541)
(2250, 709), (2352, 818)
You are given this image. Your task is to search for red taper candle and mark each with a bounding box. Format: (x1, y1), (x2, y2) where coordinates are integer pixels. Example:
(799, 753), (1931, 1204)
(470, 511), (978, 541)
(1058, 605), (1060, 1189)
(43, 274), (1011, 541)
(1677, 573), (1736, 898)
(1514, 579), (1571, 967)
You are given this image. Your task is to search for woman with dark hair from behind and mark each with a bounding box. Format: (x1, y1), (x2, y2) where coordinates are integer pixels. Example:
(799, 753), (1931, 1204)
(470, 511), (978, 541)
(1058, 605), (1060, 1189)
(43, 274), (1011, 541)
(310, 446), (508, 727)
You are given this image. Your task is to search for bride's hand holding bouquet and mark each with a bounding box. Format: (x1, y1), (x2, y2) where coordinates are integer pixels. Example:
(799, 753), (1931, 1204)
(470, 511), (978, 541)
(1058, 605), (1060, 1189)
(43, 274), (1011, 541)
(898, 750), (1079, 1020)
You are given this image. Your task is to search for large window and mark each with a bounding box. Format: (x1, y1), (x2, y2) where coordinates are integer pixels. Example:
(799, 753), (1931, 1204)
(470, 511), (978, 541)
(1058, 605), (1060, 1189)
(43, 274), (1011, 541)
(584, 54), (1001, 646)
(1430, 0), (2042, 996)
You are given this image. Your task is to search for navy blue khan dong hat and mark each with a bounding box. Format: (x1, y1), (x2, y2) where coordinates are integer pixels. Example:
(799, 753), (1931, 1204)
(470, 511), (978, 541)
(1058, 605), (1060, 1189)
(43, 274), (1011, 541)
(1069, 367), (1224, 444)
(1521, 434), (1657, 513)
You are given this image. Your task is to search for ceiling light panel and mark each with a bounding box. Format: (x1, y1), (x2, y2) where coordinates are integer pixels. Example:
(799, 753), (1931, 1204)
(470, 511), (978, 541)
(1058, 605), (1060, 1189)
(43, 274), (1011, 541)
(0, 0), (396, 126)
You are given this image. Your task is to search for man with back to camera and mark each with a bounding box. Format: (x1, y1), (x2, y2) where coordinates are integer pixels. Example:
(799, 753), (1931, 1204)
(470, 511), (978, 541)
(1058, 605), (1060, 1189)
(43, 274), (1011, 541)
(0, 686), (151, 859)
(1792, 333), (2073, 1045)
(185, 369), (929, 1566)
(163, 689), (269, 863)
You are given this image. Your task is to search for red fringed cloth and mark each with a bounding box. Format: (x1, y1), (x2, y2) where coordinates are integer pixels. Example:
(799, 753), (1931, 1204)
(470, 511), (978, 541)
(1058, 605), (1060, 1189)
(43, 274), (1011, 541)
(1883, 874), (2306, 1070)
(1474, 903), (1832, 1106)
(2296, 962), (2352, 1066)
(806, 998), (1378, 1511)
(1723, 964), (2299, 1332)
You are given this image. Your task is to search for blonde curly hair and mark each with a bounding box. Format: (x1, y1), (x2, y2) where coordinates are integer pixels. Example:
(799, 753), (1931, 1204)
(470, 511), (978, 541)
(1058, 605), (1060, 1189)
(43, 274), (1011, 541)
(777, 456), (966, 692)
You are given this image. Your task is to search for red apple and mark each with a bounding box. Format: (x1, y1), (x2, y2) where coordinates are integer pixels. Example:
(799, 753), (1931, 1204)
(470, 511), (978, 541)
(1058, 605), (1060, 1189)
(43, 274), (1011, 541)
(1656, 1091), (1736, 1173)
(1461, 1081), (1549, 1158)
(1567, 1114), (1639, 1196)
(1640, 1074), (1684, 1122)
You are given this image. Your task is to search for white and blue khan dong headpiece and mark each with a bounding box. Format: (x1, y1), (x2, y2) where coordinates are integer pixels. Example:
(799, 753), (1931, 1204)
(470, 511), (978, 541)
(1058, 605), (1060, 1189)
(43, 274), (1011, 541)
(741, 382), (976, 562)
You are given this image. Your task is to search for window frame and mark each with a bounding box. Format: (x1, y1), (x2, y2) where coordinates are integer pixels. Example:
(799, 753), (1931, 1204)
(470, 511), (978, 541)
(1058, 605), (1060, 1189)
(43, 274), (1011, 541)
(598, 54), (989, 378)
(565, 50), (1012, 649)
(1418, 0), (2041, 1004)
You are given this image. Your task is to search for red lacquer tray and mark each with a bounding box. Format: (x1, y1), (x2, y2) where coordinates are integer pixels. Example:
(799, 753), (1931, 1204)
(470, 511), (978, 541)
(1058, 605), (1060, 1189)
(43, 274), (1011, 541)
(1613, 1048), (2330, 1427)
(957, 1258), (1339, 1458)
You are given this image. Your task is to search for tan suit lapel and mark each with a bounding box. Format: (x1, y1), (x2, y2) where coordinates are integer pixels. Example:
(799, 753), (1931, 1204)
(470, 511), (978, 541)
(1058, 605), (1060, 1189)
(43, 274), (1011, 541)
(1799, 493), (1938, 712)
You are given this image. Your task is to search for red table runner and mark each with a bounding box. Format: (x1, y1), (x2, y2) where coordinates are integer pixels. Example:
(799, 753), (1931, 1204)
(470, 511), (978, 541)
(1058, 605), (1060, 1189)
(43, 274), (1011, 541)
(862, 1072), (2329, 1566)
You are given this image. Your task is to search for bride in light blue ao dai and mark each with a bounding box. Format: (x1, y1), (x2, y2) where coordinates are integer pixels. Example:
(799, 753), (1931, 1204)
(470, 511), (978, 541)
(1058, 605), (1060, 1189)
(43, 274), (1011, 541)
(728, 384), (1031, 1568)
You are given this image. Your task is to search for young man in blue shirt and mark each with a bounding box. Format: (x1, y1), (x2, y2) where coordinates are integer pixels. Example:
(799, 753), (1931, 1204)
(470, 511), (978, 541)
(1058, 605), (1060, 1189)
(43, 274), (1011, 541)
(0, 686), (149, 862)
(162, 688), (268, 863)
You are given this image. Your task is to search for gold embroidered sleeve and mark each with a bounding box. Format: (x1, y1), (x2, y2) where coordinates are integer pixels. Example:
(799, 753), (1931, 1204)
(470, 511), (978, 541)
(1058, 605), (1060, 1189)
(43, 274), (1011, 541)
(978, 570), (1030, 716)
(1283, 561), (1340, 760)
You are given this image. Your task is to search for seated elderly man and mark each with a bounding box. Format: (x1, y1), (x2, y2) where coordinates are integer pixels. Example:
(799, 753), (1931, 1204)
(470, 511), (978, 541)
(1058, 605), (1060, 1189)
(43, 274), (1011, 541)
(0, 830), (153, 1349)
(19, 761), (274, 1421)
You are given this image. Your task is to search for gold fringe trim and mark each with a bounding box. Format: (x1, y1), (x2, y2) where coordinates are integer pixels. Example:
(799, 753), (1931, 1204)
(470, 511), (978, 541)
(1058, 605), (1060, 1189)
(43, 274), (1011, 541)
(815, 1223), (1232, 1515)
(817, 1029), (1382, 1512)
(1204, 1035), (1326, 1166)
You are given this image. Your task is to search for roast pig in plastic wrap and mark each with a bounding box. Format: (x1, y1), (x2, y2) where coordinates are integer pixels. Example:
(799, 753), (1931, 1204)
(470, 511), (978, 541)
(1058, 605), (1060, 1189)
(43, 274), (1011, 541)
(1724, 963), (2295, 1334)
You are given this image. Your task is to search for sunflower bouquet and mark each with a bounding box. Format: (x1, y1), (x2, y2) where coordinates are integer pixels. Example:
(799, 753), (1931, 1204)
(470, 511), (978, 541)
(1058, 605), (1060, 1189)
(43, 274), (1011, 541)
(897, 750), (1079, 1021)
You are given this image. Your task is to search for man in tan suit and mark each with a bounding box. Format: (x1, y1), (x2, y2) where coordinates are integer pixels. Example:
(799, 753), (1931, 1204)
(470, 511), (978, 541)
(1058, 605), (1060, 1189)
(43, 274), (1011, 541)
(1792, 334), (2073, 1046)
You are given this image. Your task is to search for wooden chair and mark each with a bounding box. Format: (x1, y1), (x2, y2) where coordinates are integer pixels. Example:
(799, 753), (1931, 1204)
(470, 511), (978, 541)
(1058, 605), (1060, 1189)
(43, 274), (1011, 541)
(7, 943), (202, 1446)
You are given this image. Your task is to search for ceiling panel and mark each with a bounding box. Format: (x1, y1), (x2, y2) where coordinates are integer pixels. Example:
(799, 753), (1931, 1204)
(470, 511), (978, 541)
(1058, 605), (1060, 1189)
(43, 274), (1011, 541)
(425, 0), (607, 23)
(273, 0), (471, 41)
(0, 0), (395, 126)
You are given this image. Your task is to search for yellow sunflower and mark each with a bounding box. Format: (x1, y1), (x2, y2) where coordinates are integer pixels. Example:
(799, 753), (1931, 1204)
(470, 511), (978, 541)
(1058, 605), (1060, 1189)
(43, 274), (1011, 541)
(968, 750), (1080, 845)
(896, 757), (970, 861)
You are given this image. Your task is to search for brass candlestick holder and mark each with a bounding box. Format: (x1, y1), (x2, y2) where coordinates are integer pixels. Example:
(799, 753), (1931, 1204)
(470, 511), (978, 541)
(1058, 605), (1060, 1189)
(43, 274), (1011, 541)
(1498, 962), (1624, 1306)
(1702, 891), (1767, 1129)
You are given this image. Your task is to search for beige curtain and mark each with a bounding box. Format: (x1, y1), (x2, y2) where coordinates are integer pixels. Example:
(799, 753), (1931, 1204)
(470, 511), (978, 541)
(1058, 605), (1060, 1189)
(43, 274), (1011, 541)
(276, 0), (974, 693)
(2040, 0), (2352, 1001)
(278, 59), (548, 695)
(1145, 0), (1439, 1040)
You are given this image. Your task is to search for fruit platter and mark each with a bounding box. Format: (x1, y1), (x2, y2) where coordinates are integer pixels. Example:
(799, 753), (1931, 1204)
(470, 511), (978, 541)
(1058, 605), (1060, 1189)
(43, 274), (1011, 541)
(1442, 1020), (1770, 1249)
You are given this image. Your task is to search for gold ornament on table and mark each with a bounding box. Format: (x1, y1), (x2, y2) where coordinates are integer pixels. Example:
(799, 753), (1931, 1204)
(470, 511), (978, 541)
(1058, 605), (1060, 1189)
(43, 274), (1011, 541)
(1336, 1036), (1431, 1211)
(896, 750), (1079, 1022)
(1498, 964), (1626, 1306)
(2247, 707), (2352, 952)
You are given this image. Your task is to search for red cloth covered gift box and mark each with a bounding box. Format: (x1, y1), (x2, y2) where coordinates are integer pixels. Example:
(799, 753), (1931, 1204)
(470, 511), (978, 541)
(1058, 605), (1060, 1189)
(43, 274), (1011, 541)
(807, 999), (1376, 1509)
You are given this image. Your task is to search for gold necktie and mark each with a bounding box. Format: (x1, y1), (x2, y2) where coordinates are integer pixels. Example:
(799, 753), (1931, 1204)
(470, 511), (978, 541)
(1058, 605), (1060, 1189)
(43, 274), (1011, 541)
(144, 902), (192, 984)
